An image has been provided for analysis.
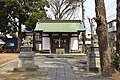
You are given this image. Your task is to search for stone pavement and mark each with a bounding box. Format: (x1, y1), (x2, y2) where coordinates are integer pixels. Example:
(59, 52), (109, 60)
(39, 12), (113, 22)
(35, 57), (77, 80)
(0, 56), (108, 80)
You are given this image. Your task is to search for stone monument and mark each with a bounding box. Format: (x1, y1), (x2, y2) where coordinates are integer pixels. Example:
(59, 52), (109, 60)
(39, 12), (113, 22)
(14, 36), (37, 71)
(87, 47), (100, 72)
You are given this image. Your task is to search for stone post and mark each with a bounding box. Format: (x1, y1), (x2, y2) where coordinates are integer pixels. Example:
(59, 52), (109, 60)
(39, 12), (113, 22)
(14, 36), (38, 71)
(14, 46), (38, 71)
(87, 47), (101, 72)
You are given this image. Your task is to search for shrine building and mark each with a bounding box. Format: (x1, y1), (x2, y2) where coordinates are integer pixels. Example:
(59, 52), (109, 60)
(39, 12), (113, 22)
(34, 20), (86, 53)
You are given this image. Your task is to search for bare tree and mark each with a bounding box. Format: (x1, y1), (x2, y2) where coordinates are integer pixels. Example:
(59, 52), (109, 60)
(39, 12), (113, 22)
(47, 0), (80, 20)
(94, 0), (114, 76)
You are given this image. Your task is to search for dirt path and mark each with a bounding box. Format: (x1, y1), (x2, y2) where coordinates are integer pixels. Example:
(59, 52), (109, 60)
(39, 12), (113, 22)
(0, 53), (19, 65)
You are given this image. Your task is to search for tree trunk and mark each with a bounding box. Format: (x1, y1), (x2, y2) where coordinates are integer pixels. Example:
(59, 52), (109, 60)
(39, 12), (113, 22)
(94, 0), (113, 76)
(17, 27), (21, 52)
(17, 14), (22, 52)
(116, 0), (120, 56)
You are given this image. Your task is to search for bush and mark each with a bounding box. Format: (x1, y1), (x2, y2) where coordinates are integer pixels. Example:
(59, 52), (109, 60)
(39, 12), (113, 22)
(111, 52), (120, 71)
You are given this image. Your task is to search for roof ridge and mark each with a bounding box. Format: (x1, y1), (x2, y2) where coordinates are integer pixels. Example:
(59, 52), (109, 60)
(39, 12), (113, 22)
(38, 20), (82, 23)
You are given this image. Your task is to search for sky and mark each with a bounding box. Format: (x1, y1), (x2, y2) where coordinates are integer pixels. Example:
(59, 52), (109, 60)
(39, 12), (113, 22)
(84, 0), (116, 32)
(45, 0), (116, 32)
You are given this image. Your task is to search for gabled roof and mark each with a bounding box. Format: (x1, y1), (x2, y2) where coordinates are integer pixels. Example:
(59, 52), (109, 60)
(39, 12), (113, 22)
(35, 20), (86, 32)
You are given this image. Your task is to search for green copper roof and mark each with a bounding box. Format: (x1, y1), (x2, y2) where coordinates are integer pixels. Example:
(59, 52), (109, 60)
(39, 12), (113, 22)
(35, 20), (86, 32)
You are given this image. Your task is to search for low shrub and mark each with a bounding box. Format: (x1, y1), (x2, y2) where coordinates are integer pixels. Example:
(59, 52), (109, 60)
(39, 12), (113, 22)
(112, 52), (120, 71)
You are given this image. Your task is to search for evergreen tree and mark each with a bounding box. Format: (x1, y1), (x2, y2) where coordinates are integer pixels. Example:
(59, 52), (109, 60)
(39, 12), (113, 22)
(0, 0), (49, 51)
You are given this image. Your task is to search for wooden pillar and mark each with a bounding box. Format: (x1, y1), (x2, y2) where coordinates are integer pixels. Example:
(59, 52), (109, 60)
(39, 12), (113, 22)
(77, 31), (81, 52)
(33, 31), (36, 51)
(69, 33), (71, 53)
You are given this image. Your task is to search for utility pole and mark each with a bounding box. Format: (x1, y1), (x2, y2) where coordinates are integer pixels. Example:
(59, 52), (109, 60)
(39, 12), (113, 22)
(81, 0), (86, 53)
(81, 0), (85, 24)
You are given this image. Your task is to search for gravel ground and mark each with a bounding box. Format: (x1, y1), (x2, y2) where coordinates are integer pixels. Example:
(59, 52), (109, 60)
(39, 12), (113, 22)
(67, 59), (120, 80)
